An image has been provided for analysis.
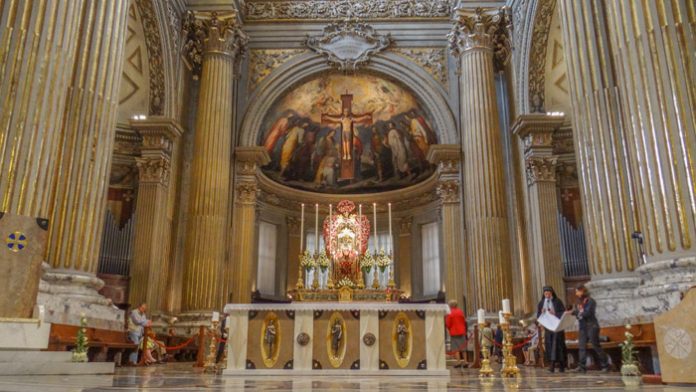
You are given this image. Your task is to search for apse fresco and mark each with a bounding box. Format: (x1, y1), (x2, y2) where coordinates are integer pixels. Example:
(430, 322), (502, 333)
(258, 73), (438, 193)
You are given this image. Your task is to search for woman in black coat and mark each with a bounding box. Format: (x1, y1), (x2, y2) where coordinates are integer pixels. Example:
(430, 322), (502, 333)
(537, 286), (567, 373)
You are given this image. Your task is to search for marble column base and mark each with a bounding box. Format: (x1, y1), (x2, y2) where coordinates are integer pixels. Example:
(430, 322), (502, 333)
(167, 311), (214, 337)
(36, 267), (124, 330)
(586, 256), (696, 326)
(0, 319), (50, 350)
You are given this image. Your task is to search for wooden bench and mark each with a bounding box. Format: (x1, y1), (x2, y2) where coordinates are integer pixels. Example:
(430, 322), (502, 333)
(47, 323), (137, 365)
(565, 323), (656, 373)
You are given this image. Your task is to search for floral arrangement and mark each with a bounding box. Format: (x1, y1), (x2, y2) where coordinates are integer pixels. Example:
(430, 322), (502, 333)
(300, 250), (316, 270)
(359, 253), (375, 272)
(72, 313), (89, 362)
(337, 277), (355, 289)
(620, 324), (640, 376)
(316, 251), (330, 271)
(376, 249), (392, 271)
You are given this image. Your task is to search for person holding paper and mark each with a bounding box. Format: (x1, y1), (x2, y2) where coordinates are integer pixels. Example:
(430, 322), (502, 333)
(536, 286), (567, 373)
(569, 284), (609, 373)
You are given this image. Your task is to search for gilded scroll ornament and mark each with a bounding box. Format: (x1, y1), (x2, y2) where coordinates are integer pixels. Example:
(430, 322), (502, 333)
(248, 49), (307, 91)
(392, 48), (447, 87)
(134, 0), (166, 115)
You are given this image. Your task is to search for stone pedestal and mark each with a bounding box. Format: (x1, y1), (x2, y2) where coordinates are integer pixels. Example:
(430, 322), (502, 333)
(36, 267), (124, 331)
(655, 287), (696, 384)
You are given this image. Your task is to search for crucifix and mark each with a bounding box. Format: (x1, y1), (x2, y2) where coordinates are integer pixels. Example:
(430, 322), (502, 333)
(321, 93), (372, 181)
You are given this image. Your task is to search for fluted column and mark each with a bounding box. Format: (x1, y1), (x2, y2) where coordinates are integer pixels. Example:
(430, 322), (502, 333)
(398, 217), (413, 296)
(182, 11), (248, 312)
(0, 1), (85, 217)
(513, 114), (565, 296)
(129, 119), (182, 312)
(47, 0), (130, 273)
(449, 7), (513, 311)
(427, 145), (467, 309)
(228, 147), (270, 304)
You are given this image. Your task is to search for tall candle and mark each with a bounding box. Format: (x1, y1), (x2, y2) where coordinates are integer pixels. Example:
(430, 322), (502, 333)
(300, 203), (305, 251)
(498, 310), (506, 325)
(502, 299), (511, 314)
(328, 204), (332, 256)
(373, 203), (378, 251)
(477, 309), (485, 324)
(388, 203), (392, 253)
(315, 203), (319, 252)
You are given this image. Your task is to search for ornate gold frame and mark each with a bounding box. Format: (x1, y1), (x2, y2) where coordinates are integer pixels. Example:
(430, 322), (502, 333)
(260, 312), (281, 368)
(326, 312), (347, 368)
(392, 311), (412, 368)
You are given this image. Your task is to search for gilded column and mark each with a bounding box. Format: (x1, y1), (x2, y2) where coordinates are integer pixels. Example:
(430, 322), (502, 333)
(0, 1), (85, 217)
(603, 2), (696, 311)
(228, 147), (270, 304)
(512, 114), (565, 296)
(181, 11), (248, 312)
(449, 7), (513, 311)
(426, 145), (467, 310)
(128, 118), (182, 312)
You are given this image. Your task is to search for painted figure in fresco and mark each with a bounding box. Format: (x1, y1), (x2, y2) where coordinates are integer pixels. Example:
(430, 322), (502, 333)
(284, 126), (318, 181)
(397, 319), (409, 358)
(406, 110), (437, 145)
(262, 111), (293, 153)
(280, 120), (309, 175)
(264, 319), (277, 358)
(314, 129), (338, 185)
(331, 319), (343, 356)
(406, 111), (430, 154)
(386, 122), (410, 177)
(321, 107), (372, 161)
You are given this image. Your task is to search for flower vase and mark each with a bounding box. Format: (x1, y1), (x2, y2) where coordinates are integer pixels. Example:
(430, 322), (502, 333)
(320, 267), (328, 289)
(363, 268), (373, 288)
(378, 267), (387, 289)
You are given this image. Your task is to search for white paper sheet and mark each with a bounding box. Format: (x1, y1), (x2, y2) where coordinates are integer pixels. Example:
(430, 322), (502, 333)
(537, 311), (576, 332)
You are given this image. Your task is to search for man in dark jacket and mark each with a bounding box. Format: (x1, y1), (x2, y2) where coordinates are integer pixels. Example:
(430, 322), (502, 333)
(570, 284), (609, 372)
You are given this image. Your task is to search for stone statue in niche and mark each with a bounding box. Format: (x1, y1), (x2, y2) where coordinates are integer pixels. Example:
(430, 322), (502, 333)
(396, 319), (409, 358)
(264, 319), (277, 358)
(331, 318), (343, 356)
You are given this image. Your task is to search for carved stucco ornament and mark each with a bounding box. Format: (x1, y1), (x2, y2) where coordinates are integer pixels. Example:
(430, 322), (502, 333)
(448, 7), (512, 72)
(305, 19), (393, 71)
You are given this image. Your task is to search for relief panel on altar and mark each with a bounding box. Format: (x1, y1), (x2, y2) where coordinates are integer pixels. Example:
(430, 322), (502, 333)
(312, 311), (359, 369)
(258, 72), (438, 194)
(247, 311), (294, 369)
(378, 311), (425, 370)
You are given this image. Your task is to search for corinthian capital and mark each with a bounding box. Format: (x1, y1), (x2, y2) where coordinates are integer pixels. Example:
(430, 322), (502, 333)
(136, 156), (171, 186)
(182, 11), (249, 77)
(525, 157), (557, 186)
(448, 7), (511, 70)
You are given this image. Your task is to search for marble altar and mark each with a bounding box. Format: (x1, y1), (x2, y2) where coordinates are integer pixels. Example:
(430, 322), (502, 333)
(223, 302), (449, 376)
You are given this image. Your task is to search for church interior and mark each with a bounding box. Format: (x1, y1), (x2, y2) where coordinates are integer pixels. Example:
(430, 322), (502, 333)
(0, 0), (694, 390)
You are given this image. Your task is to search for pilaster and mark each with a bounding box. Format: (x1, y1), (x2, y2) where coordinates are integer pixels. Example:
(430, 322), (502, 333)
(129, 118), (183, 312)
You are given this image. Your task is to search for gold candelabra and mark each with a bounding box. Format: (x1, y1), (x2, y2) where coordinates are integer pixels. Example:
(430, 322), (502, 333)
(387, 255), (396, 289)
(478, 322), (494, 377)
(372, 263), (380, 289)
(312, 265), (320, 290)
(500, 313), (520, 377)
(356, 267), (365, 289)
(295, 255), (304, 290)
(204, 319), (220, 373)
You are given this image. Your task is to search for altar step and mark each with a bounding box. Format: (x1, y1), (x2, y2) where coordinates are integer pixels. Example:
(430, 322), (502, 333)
(0, 351), (114, 375)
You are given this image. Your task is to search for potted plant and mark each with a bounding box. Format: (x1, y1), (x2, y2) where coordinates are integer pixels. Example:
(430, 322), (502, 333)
(620, 324), (641, 386)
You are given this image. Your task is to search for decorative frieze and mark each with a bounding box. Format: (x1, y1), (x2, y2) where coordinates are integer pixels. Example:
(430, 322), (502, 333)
(248, 49), (307, 90)
(134, 0), (166, 115)
(392, 47), (447, 87)
(448, 7), (512, 70)
(527, 0), (556, 112)
(242, 0), (455, 21)
(305, 20), (392, 71)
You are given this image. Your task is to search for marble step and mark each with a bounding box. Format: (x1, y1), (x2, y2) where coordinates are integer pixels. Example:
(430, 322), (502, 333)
(0, 351), (72, 362)
(0, 361), (114, 375)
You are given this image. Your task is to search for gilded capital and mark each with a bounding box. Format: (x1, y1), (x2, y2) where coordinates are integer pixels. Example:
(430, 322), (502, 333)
(286, 216), (300, 232)
(448, 7), (511, 69)
(236, 182), (259, 204)
(136, 156), (171, 186)
(399, 217), (413, 235)
(182, 11), (249, 77)
(436, 179), (461, 204)
(525, 157), (557, 186)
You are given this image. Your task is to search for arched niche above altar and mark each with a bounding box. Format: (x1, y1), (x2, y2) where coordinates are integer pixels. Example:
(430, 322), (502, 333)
(256, 72), (439, 194)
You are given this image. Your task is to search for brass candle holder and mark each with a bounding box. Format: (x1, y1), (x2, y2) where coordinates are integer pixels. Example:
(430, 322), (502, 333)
(478, 322), (494, 377)
(295, 255), (305, 290)
(387, 258), (396, 289)
(500, 313), (520, 377)
(204, 319), (220, 373)
(311, 266), (320, 290)
(372, 263), (380, 289)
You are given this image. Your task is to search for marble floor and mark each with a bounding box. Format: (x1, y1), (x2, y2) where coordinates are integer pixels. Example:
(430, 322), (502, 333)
(0, 363), (692, 391)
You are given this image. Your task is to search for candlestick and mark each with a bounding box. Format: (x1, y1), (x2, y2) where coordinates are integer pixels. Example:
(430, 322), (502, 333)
(479, 322), (494, 377)
(328, 204), (332, 256)
(315, 203), (319, 253)
(300, 203), (305, 251)
(500, 312), (520, 377)
(373, 203), (378, 252)
(478, 309), (485, 324)
(502, 299), (511, 314)
(388, 203), (392, 253)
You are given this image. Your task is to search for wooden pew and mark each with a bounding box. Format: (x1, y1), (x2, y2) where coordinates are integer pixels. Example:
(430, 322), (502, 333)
(565, 323), (656, 373)
(47, 323), (137, 365)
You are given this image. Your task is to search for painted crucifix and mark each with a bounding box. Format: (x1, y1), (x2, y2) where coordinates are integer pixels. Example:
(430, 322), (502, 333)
(321, 93), (372, 181)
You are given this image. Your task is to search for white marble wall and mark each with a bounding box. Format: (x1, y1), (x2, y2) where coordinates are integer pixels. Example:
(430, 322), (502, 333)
(0, 320), (50, 350)
(425, 310), (446, 371)
(226, 313), (249, 370)
(293, 310), (313, 370)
